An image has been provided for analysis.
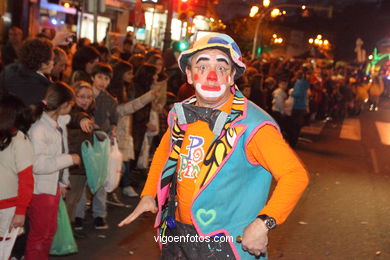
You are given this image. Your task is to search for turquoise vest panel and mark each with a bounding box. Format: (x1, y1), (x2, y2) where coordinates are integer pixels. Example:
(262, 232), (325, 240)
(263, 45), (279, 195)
(191, 101), (278, 260)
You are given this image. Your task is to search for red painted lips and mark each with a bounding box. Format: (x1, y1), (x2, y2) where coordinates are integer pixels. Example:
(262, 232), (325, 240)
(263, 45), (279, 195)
(201, 85), (221, 91)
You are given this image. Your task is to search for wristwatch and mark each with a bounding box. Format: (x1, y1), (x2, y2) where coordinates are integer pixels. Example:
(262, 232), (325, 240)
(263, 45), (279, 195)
(257, 214), (277, 230)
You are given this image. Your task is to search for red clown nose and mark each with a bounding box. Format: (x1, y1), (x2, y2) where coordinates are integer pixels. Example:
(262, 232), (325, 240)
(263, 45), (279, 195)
(207, 71), (218, 82)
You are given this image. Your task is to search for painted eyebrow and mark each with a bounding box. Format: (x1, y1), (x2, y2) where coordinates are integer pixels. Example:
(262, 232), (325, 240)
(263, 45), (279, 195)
(216, 55), (230, 65)
(195, 54), (211, 64)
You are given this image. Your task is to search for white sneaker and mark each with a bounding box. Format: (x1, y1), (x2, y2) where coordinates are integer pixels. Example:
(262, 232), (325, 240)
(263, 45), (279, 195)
(122, 186), (139, 197)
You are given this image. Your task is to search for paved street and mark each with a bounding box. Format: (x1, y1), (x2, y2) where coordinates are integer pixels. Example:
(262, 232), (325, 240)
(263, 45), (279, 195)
(51, 98), (390, 260)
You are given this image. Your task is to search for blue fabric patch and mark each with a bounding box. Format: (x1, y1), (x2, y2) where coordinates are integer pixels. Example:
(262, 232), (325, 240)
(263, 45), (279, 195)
(207, 37), (229, 45)
(207, 37), (242, 58)
(231, 42), (242, 56)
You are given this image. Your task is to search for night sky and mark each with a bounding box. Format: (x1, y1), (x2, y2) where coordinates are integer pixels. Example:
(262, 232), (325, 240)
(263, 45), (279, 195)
(216, 0), (380, 21)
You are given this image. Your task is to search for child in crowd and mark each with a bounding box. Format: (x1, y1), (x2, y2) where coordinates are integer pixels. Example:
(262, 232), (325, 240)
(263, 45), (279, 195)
(0, 95), (34, 260)
(75, 63), (114, 230)
(25, 82), (80, 259)
(108, 61), (137, 198)
(75, 62), (158, 230)
(66, 81), (95, 229)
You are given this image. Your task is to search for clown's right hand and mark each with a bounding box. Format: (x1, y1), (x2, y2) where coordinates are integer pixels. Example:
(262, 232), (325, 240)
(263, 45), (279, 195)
(118, 195), (157, 227)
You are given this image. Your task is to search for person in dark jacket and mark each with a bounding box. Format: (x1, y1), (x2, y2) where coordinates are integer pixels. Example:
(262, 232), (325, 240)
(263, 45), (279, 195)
(163, 47), (186, 95)
(289, 71), (310, 147)
(1, 38), (53, 106)
(1, 26), (23, 66)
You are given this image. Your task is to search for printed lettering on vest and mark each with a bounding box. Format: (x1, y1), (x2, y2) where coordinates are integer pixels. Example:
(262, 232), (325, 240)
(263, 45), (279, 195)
(178, 135), (205, 181)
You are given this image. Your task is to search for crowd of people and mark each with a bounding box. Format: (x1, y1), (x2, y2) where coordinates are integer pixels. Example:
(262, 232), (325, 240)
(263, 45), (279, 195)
(0, 27), (185, 260)
(0, 26), (387, 259)
(235, 56), (389, 147)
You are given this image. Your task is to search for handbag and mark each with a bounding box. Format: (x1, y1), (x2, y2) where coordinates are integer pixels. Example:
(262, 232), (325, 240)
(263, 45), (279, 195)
(137, 134), (151, 169)
(104, 138), (123, 192)
(81, 131), (110, 193)
(50, 197), (78, 255)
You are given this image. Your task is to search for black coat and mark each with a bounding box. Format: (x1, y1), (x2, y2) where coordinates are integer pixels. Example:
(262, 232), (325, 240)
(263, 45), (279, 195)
(1, 63), (51, 106)
(1, 42), (18, 66)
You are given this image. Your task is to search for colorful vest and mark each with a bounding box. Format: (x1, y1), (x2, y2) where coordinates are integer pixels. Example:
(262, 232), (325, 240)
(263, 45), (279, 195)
(155, 87), (279, 260)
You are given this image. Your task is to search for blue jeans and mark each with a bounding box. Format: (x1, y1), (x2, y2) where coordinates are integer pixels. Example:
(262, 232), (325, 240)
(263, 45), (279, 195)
(75, 185), (107, 219)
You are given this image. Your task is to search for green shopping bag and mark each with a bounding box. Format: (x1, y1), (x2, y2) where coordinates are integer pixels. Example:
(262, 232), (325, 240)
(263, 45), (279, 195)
(81, 131), (110, 193)
(50, 197), (78, 255)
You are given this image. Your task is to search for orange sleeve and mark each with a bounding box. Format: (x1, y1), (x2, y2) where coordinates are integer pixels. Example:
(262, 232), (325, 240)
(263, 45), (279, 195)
(246, 125), (309, 224)
(140, 130), (171, 198)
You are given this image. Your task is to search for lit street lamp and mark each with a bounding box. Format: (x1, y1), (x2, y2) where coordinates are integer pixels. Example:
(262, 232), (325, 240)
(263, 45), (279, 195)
(308, 34), (331, 57)
(271, 33), (283, 44)
(250, 6), (260, 18)
(270, 8), (281, 18)
(273, 38), (283, 44)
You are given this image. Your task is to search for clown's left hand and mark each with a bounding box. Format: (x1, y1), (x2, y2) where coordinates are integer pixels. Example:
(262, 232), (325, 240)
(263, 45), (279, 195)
(241, 218), (269, 257)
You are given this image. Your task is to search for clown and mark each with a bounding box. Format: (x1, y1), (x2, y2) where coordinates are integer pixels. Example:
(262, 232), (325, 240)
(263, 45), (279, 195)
(120, 33), (309, 259)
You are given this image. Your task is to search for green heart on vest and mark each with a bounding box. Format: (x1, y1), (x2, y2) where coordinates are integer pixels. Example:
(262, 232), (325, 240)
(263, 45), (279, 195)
(196, 208), (217, 226)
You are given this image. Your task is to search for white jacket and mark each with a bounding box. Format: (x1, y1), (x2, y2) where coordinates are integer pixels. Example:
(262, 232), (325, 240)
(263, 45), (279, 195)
(284, 89), (294, 116)
(28, 112), (73, 195)
(272, 88), (287, 114)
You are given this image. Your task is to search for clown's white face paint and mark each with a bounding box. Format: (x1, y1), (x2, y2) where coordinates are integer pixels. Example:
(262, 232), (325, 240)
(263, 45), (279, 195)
(195, 83), (227, 98)
(216, 54), (230, 65)
(195, 54), (212, 64)
(186, 49), (235, 108)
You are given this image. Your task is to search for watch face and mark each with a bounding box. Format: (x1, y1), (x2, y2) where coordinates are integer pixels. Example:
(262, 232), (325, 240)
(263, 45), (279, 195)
(265, 217), (277, 230)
